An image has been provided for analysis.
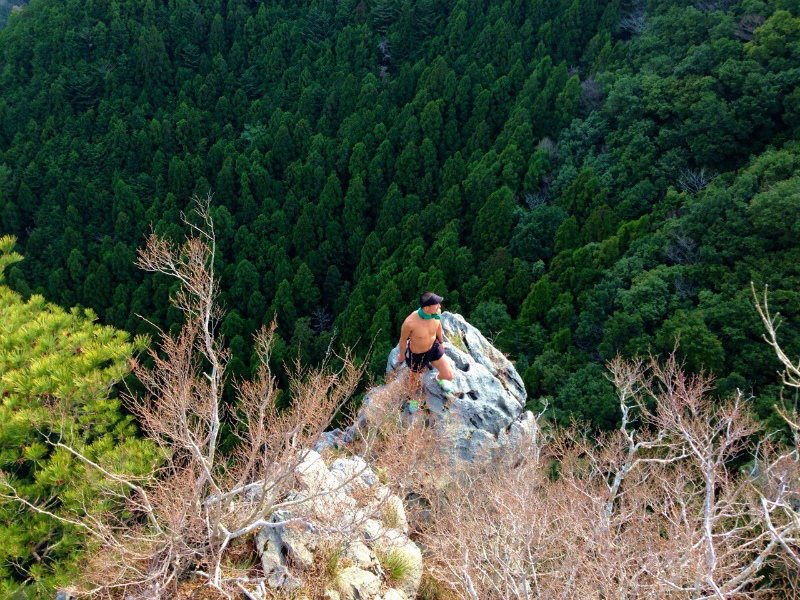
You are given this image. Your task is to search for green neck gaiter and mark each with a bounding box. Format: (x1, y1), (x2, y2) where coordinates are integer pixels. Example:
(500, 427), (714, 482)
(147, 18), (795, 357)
(418, 307), (441, 320)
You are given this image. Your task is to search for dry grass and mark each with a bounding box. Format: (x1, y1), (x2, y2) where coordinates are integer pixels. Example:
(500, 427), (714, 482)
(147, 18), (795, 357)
(380, 501), (403, 530)
(298, 540), (348, 599)
(417, 571), (458, 600)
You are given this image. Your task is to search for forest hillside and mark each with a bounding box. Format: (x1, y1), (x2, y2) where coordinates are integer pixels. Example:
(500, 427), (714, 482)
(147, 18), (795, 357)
(1, 0), (800, 595)
(1, 1), (799, 426)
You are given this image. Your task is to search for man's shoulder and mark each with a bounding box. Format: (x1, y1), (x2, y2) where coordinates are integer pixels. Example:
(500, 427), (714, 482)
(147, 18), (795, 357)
(403, 311), (419, 326)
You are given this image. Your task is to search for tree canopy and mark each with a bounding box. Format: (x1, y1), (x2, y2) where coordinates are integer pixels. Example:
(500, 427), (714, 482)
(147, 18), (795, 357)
(0, 0), (798, 430)
(0, 236), (156, 597)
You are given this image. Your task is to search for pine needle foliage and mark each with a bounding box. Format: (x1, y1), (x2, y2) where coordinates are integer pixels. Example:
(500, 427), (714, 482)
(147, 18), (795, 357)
(0, 237), (157, 599)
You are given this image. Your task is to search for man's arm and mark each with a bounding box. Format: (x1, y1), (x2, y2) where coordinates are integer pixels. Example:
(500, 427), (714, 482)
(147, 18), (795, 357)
(437, 319), (445, 347)
(397, 320), (412, 365)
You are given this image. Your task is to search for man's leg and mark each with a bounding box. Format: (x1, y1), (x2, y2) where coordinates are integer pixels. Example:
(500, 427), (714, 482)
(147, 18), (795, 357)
(430, 356), (457, 403)
(404, 352), (425, 406)
(430, 356), (453, 381)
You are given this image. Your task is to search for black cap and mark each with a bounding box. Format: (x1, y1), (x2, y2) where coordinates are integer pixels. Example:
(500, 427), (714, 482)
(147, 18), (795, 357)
(420, 292), (444, 307)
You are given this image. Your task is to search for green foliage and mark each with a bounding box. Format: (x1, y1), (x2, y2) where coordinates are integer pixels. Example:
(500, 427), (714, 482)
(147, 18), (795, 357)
(0, 240), (156, 598)
(377, 547), (416, 584)
(0, 0), (799, 437)
(417, 572), (457, 600)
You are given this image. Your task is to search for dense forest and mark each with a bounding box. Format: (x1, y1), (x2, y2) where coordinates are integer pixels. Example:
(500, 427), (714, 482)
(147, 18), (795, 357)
(1, 0), (799, 434)
(0, 1), (27, 30)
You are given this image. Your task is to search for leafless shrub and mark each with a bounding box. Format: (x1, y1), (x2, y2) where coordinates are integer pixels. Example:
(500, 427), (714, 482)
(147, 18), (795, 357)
(752, 283), (800, 583)
(377, 37), (391, 63)
(664, 226), (699, 265)
(0, 194), (368, 599)
(753, 283), (800, 391)
(619, 0), (648, 36)
(536, 137), (558, 162)
(355, 376), (449, 476)
(351, 375), (455, 532)
(406, 353), (799, 599)
(523, 189), (549, 210)
(377, 37), (391, 82)
(736, 14), (766, 41)
(580, 77), (605, 112)
(674, 276), (697, 298)
(679, 166), (715, 195)
(311, 307), (334, 333)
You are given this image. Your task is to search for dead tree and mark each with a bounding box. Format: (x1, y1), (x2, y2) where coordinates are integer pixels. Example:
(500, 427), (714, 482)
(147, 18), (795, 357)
(1, 194), (369, 599)
(752, 283), (800, 576)
(678, 167), (715, 195)
(412, 352), (799, 599)
(619, 0), (648, 36)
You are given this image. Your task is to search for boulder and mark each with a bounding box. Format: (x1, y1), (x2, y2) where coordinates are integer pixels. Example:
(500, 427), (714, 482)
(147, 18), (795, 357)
(341, 540), (377, 569)
(255, 523), (284, 582)
(382, 589), (407, 600)
(296, 449), (341, 492)
(255, 520), (305, 591)
(282, 525), (315, 570)
(329, 455), (380, 491)
(253, 451), (423, 599)
(376, 537), (423, 600)
(318, 313), (535, 463)
(385, 311), (535, 462)
(336, 566), (381, 600)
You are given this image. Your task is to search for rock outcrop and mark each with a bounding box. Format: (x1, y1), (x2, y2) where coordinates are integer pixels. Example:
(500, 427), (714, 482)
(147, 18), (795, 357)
(318, 312), (537, 463)
(254, 450), (422, 600)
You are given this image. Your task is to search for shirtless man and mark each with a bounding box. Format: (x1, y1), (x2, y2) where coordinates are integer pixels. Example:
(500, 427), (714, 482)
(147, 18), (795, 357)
(396, 292), (455, 392)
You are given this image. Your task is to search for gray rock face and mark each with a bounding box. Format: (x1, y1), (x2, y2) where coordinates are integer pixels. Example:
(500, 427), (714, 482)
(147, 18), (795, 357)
(253, 451), (423, 599)
(342, 540), (377, 569)
(337, 566), (381, 599)
(383, 311), (535, 462)
(317, 313), (536, 463)
(255, 518), (304, 592)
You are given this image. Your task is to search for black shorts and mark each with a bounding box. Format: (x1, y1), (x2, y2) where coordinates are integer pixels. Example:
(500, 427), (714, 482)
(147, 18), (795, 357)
(405, 339), (445, 373)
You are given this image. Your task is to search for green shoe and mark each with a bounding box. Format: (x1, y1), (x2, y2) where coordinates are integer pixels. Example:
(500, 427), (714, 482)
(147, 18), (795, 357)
(437, 379), (456, 393)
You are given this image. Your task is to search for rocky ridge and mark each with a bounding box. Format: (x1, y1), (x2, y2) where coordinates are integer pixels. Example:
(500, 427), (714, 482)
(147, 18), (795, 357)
(54, 314), (528, 600)
(320, 311), (537, 463)
(254, 450), (421, 600)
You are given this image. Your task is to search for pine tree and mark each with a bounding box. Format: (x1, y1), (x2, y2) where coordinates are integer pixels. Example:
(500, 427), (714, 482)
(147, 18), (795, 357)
(472, 186), (516, 259)
(0, 237), (156, 597)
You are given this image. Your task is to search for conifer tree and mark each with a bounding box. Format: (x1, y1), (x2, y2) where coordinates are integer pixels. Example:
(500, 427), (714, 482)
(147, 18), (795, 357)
(0, 237), (155, 598)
